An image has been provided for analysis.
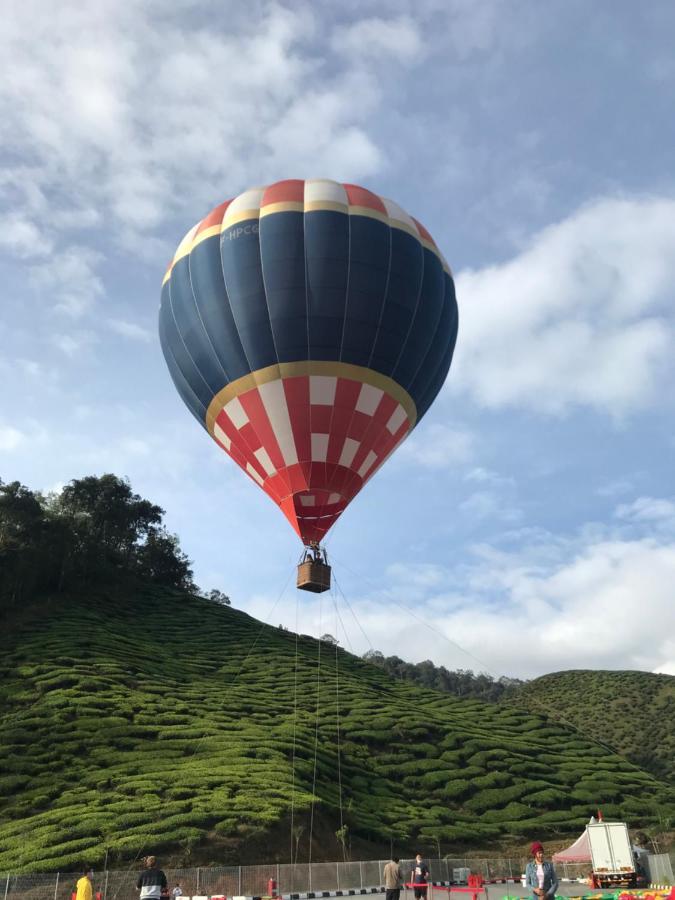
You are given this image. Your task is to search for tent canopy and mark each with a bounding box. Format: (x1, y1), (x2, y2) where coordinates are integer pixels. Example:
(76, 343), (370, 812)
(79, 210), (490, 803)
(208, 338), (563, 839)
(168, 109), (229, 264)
(552, 818), (596, 863)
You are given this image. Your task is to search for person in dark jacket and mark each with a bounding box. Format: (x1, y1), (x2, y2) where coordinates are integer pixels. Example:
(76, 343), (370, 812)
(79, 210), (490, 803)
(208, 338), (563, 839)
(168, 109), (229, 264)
(525, 842), (558, 900)
(137, 856), (167, 900)
(410, 854), (430, 900)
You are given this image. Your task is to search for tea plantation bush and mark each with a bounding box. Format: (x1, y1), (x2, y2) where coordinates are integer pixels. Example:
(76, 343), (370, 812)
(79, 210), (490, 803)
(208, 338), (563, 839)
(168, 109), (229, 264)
(1, 578), (673, 872)
(512, 670), (675, 783)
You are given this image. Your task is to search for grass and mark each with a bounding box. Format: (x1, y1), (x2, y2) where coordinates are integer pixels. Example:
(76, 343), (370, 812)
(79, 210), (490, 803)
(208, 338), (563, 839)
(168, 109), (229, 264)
(0, 583), (673, 872)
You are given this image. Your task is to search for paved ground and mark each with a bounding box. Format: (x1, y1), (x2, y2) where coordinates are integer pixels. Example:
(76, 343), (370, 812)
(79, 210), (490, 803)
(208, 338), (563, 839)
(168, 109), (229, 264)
(360, 885), (595, 900)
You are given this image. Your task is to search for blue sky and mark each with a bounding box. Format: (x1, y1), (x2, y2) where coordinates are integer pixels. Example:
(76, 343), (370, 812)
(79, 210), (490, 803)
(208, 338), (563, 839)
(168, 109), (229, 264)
(1, 0), (674, 678)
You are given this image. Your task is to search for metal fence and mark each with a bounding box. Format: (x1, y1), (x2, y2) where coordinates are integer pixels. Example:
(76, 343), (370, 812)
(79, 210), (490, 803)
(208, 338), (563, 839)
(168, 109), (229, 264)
(1, 854), (671, 900)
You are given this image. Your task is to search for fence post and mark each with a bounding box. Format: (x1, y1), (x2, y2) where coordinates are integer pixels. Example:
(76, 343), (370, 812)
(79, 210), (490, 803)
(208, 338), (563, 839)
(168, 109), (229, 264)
(238, 867), (241, 896)
(507, 859), (512, 878)
(104, 871), (109, 900)
(277, 865), (280, 896)
(359, 862), (363, 889)
(336, 863), (340, 891)
(54, 873), (60, 900)
(308, 864), (312, 894)
(3, 874), (9, 900)
(196, 868), (200, 895)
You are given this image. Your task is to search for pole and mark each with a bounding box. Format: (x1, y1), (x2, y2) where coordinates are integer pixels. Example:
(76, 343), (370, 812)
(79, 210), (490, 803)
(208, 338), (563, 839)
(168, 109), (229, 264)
(54, 873), (60, 900)
(238, 867), (241, 896)
(196, 868), (200, 895)
(4, 874), (9, 900)
(359, 862), (363, 889)
(104, 872), (109, 900)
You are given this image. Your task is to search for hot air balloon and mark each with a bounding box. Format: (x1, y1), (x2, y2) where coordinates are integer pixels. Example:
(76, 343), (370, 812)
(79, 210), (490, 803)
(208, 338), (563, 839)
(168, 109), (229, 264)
(159, 179), (458, 591)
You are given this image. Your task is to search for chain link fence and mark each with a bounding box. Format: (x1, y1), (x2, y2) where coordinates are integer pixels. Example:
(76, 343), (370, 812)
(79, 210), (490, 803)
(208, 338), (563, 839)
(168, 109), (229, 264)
(1, 854), (671, 900)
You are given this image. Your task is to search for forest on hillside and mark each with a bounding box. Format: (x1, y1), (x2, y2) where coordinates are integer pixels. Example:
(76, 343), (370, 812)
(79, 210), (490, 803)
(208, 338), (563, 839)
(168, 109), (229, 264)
(362, 650), (526, 701)
(0, 474), (195, 609)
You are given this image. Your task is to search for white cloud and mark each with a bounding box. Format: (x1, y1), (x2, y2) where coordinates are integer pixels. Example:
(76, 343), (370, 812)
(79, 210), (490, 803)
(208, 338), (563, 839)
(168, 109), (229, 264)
(31, 247), (104, 316)
(51, 331), (98, 357)
(334, 16), (424, 63)
(17, 359), (43, 378)
(616, 496), (675, 528)
(0, 425), (26, 452)
(118, 438), (151, 457)
(653, 661), (675, 676)
(107, 319), (153, 342)
(397, 423), (474, 468)
(459, 489), (521, 523)
(452, 196), (675, 416)
(464, 466), (515, 488)
(596, 478), (634, 498)
(0, 2), (407, 255)
(0, 214), (53, 259)
(386, 562), (447, 591)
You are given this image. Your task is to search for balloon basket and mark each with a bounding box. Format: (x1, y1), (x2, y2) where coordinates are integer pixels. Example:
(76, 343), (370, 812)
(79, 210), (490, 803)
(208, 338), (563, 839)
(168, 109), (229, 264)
(297, 545), (331, 593)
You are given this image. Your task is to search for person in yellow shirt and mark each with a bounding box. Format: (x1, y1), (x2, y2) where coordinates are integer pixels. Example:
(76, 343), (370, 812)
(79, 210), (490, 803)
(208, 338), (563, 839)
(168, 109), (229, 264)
(76, 867), (93, 900)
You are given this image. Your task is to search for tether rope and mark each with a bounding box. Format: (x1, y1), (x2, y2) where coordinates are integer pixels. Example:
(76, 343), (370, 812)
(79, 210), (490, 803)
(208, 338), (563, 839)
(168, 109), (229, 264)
(307, 590), (323, 866)
(332, 585), (345, 859)
(290, 577), (300, 866)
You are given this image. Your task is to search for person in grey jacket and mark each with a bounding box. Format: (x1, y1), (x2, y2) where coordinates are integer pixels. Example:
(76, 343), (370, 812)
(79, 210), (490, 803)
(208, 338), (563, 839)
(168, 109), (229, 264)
(525, 842), (558, 900)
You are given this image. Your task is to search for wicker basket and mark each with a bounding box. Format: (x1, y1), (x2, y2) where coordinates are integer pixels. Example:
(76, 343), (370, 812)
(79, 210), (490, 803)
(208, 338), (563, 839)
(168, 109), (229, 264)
(297, 560), (331, 593)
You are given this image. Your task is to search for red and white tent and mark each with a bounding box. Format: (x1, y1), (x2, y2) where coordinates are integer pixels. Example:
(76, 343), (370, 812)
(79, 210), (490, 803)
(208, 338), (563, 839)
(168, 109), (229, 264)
(552, 817), (597, 863)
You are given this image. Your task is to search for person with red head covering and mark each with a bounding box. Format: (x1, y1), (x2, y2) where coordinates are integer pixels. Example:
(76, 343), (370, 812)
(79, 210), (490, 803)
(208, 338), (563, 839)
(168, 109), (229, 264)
(525, 843), (558, 900)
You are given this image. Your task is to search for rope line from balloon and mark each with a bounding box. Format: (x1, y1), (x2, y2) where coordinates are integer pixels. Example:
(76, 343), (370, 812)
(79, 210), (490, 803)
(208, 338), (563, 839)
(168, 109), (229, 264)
(289, 576), (300, 867)
(332, 585), (345, 858)
(308, 589), (323, 867)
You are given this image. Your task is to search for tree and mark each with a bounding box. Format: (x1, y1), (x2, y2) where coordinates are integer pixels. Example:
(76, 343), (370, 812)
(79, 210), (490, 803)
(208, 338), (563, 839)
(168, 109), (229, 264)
(56, 474), (163, 575)
(320, 633), (339, 645)
(135, 528), (195, 591)
(335, 823), (349, 862)
(1, 474), (197, 603)
(292, 824), (304, 864)
(0, 481), (48, 606)
(207, 589), (230, 606)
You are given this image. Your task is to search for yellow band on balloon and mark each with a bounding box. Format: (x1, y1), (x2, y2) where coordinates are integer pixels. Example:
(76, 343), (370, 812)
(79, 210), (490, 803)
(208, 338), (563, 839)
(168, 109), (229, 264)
(205, 361), (417, 436)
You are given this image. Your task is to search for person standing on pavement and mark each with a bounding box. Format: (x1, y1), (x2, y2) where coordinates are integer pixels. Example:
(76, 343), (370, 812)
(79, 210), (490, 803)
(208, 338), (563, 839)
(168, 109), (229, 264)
(76, 867), (94, 900)
(384, 856), (403, 900)
(136, 856), (168, 900)
(525, 842), (558, 900)
(410, 853), (430, 900)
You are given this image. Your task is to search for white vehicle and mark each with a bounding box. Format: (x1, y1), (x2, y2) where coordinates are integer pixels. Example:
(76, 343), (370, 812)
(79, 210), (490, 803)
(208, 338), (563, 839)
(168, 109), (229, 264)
(587, 821), (636, 888)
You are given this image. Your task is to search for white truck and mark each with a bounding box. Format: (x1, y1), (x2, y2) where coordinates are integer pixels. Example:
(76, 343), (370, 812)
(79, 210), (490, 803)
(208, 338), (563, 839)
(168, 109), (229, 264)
(587, 821), (637, 889)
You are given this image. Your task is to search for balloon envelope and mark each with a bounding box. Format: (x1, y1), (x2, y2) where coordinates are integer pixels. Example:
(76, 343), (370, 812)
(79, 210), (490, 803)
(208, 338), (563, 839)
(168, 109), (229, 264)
(159, 179), (458, 544)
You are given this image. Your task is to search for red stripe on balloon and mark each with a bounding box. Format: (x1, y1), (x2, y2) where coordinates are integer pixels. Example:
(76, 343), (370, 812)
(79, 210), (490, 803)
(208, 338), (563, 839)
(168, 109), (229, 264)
(343, 184), (387, 214)
(261, 179), (305, 207)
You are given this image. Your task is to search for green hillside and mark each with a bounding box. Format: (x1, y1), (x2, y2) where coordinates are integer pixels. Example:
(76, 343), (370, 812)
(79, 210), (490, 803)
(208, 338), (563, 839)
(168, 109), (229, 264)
(1, 584), (673, 873)
(512, 670), (675, 784)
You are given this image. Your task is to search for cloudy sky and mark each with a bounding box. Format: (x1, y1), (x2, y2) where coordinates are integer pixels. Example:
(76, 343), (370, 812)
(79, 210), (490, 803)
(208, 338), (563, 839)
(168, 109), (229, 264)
(2, 0), (674, 679)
